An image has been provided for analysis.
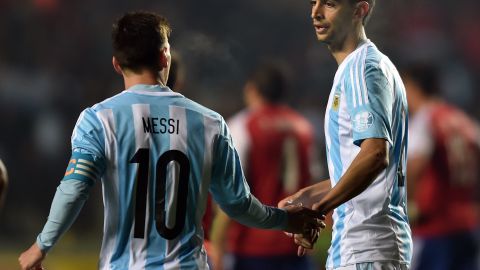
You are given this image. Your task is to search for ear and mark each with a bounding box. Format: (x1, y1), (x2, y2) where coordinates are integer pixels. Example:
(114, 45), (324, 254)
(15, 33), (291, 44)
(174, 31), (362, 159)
(159, 47), (169, 69)
(354, 1), (369, 23)
(112, 56), (123, 75)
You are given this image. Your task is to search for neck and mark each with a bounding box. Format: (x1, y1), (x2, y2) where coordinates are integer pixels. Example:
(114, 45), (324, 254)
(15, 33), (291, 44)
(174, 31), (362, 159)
(122, 69), (166, 90)
(330, 27), (367, 65)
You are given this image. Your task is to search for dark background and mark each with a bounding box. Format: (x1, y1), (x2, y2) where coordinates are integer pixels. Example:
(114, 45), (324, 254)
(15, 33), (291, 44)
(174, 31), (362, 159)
(1, 0), (479, 268)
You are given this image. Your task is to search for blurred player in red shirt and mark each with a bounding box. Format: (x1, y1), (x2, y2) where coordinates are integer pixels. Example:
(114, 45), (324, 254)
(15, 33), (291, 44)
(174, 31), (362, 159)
(403, 63), (480, 270)
(210, 63), (319, 270)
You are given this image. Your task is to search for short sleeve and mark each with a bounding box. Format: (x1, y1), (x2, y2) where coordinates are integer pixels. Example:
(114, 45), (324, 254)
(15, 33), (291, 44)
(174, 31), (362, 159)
(71, 108), (106, 159)
(347, 64), (393, 146)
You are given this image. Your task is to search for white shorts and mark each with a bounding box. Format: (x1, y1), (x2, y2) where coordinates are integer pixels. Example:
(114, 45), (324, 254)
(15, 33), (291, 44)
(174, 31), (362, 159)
(330, 262), (409, 270)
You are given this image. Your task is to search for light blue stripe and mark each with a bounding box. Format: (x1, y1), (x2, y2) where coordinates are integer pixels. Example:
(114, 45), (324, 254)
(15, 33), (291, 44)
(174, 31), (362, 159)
(111, 103), (135, 267)
(327, 88), (345, 268)
(145, 101), (170, 270)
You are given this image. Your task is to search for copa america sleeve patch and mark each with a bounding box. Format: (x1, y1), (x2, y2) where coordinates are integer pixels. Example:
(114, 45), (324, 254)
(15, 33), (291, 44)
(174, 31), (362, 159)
(353, 111), (374, 132)
(62, 152), (101, 185)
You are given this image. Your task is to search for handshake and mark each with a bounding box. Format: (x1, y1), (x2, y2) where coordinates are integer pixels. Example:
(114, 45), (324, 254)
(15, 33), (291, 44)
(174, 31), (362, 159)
(279, 194), (326, 256)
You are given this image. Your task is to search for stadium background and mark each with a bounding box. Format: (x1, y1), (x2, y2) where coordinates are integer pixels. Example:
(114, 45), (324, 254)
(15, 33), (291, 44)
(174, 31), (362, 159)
(0, 0), (479, 269)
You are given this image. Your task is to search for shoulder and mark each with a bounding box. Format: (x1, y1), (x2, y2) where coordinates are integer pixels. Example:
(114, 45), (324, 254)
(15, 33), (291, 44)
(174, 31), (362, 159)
(178, 96), (225, 125)
(364, 43), (398, 80)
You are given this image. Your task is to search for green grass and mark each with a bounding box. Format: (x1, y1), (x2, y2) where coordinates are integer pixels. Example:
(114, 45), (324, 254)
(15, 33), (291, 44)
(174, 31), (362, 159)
(1, 228), (332, 270)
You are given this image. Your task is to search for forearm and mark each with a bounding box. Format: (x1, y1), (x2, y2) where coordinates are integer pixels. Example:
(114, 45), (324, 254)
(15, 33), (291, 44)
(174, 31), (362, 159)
(296, 180), (331, 207)
(315, 141), (388, 214)
(37, 180), (91, 252)
(219, 195), (287, 230)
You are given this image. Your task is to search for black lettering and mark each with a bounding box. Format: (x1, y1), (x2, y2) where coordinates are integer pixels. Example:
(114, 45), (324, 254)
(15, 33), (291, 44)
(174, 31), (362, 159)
(168, 119), (176, 134)
(142, 117), (152, 133)
(152, 117), (159, 134)
(176, 120), (179, 134)
(160, 118), (167, 133)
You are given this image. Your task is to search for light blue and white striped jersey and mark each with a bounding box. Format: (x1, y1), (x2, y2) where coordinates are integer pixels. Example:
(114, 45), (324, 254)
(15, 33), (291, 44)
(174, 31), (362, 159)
(324, 40), (412, 269)
(70, 84), (285, 269)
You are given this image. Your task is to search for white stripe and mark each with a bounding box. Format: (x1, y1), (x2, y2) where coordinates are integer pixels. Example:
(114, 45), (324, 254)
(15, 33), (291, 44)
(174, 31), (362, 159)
(129, 104), (151, 270)
(166, 105), (188, 268)
(76, 163), (97, 174)
(361, 47), (369, 104)
(73, 169), (96, 180)
(96, 109), (119, 270)
(78, 159), (94, 166)
(354, 53), (363, 106)
(338, 85), (359, 266)
(197, 115), (219, 268)
(350, 65), (357, 108)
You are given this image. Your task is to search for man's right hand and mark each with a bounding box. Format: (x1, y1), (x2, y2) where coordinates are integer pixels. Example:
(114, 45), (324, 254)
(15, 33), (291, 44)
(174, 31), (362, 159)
(18, 242), (45, 270)
(282, 204), (325, 234)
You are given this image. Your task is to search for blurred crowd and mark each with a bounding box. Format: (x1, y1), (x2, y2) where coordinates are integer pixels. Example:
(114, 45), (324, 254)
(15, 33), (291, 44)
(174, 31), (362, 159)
(0, 0), (479, 267)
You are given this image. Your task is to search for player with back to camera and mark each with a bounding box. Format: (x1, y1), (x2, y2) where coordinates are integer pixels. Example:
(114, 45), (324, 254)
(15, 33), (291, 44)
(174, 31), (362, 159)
(278, 0), (412, 269)
(210, 63), (319, 270)
(18, 11), (324, 270)
(402, 63), (480, 270)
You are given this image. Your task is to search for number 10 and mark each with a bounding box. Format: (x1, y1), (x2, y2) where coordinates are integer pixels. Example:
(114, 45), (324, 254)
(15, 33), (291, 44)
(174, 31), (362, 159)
(130, 148), (190, 240)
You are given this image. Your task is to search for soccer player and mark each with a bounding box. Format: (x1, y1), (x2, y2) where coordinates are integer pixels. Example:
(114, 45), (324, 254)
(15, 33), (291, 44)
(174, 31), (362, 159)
(18, 11), (323, 270)
(403, 63), (480, 270)
(0, 158), (7, 210)
(210, 64), (319, 270)
(278, 0), (412, 269)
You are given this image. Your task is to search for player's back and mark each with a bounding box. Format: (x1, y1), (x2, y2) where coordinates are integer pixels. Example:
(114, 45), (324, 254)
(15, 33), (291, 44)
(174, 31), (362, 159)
(227, 105), (314, 256)
(413, 102), (479, 236)
(84, 85), (222, 269)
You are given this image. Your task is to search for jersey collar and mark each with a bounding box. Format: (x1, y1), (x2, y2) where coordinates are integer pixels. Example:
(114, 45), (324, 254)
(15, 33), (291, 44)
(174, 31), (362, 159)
(123, 84), (184, 97)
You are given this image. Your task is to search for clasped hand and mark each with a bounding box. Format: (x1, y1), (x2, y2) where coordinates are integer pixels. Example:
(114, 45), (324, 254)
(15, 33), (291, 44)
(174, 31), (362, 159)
(279, 194), (326, 256)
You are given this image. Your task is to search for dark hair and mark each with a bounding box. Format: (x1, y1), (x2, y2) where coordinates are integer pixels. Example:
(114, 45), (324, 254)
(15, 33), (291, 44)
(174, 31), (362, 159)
(112, 11), (171, 73)
(248, 64), (287, 103)
(401, 63), (440, 96)
(350, 0), (376, 25)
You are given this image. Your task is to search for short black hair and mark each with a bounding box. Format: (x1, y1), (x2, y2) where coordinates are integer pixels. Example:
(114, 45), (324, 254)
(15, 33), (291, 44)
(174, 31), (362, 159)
(248, 64), (287, 103)
(112, 11), (171, 73)
(401, 63), (440, 96)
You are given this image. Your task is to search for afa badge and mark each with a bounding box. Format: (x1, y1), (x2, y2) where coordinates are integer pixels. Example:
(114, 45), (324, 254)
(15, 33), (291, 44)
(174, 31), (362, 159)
(332, 93), (341, 111)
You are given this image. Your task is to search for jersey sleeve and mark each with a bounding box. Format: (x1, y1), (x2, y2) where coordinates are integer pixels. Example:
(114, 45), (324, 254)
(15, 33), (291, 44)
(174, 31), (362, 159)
(67, 108), (107, 184)
(347, 63), (393, 146)
(209, 120), (251, 205)
(71, 108), (106, 159)
(209, 118), (287, 230)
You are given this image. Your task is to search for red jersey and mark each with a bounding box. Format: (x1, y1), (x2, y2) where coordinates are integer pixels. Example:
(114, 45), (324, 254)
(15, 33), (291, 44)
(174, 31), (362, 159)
(226, 105), (317, 256)
(409, 103), (480, 237)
